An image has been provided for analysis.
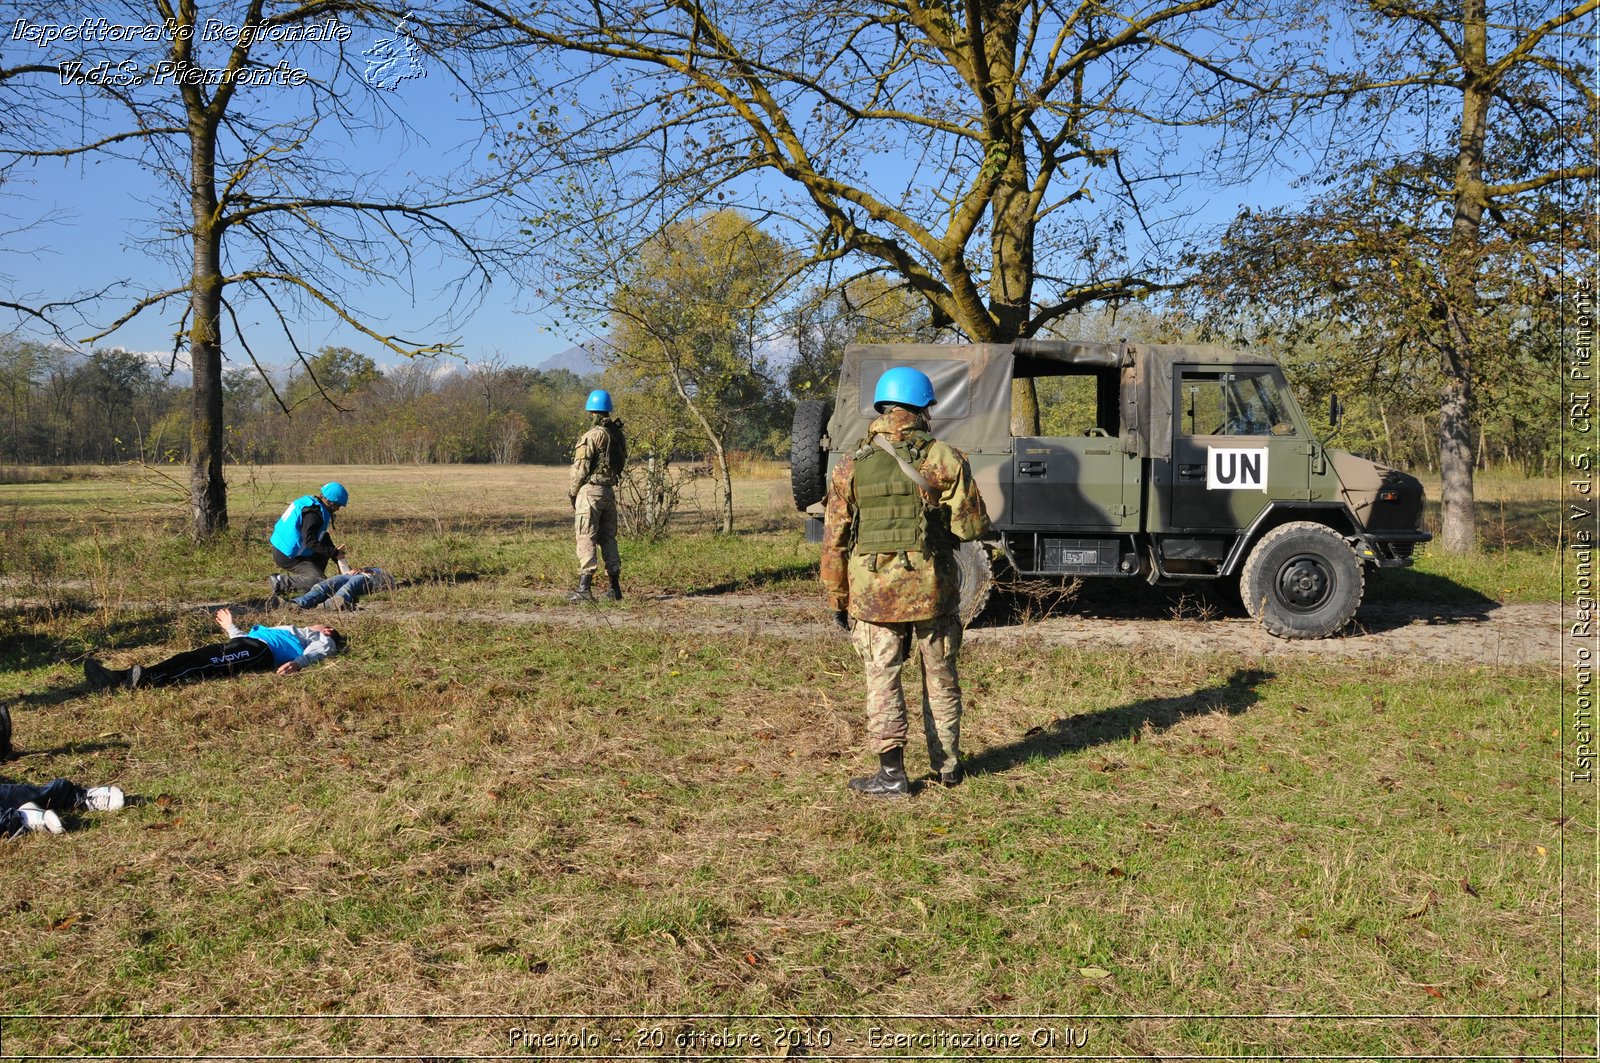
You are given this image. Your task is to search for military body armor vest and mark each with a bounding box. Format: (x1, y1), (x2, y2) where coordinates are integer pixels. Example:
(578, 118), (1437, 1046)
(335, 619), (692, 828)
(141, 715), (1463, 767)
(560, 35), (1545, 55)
(588, 419), (627, 486)
(851, 432), (947, 559)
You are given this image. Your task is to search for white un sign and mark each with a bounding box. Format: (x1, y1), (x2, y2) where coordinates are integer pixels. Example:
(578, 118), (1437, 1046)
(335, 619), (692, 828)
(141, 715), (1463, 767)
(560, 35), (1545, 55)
(1207, 446), (1268, 491)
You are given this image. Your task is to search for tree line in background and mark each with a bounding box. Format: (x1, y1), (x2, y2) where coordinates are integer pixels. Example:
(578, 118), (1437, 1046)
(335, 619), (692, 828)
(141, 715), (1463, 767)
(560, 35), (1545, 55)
(0, 339), (594, 467)
(1, 1), (1592, 549)
(0, 274), (1569, 484)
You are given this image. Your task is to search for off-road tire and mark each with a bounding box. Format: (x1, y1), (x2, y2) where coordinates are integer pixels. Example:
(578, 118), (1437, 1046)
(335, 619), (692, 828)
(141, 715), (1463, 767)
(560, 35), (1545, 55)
(956, 540), (995, 626)
(790, 399), (833, 509)
(1239, 521), (1364, 639)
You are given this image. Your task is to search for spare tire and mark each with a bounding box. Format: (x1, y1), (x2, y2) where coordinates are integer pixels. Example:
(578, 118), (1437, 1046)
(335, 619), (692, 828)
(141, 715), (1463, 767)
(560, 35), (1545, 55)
(790, 398), (833, 510)
(956, 540), (996, 626)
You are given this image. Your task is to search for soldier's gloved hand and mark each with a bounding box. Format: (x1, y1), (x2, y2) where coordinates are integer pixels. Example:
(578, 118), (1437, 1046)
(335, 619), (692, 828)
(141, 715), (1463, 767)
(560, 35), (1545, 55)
(832, 609), (850, 632)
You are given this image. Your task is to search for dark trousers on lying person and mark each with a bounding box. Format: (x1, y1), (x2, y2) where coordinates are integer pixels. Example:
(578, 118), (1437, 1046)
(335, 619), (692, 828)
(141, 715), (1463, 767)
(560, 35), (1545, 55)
(0, 778), (86, 814)
(139, 637), (278, 686)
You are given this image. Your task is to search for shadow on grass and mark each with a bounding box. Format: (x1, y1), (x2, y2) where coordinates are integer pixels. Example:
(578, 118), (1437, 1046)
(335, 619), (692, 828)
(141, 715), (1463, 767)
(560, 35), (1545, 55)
(966, 667), (1272, 778)
(2, 735), (131, 763)
(1359, 568), (1500, 631)
(409, 571), (484, 587)
(2, 608), (173, 665)
(681, 561), (821, 597)
(973, 565), (1506, 633)
(341, 514), (567, 536)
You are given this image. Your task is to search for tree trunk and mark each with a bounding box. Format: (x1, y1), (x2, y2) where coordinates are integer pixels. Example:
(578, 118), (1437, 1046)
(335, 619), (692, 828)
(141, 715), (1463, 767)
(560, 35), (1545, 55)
(1437, 366), (1476, 552)
(187, 116), (228, 541)
(1436, 0), (1489, 554)
(715, 440), (734, 536)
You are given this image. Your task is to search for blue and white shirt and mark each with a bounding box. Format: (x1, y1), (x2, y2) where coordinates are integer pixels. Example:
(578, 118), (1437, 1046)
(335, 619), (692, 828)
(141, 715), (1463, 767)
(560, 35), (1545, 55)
(223, 620), (340, 670)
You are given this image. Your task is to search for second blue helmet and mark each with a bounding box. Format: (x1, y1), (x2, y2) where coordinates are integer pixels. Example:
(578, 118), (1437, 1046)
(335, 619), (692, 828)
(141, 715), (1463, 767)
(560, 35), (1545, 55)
(320, 482), (349, 507)
(585, 389), (613, 414)
(872, 366), (937, 412)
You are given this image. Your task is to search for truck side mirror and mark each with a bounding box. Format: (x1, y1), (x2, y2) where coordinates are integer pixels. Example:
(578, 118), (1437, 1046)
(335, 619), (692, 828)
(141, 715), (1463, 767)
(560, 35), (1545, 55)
(1328, 394), (1344, 428)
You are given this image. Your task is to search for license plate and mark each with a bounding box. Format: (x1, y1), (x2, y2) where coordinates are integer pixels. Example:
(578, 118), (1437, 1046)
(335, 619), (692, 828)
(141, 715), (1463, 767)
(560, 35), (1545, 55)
(1061, 549), (1098, 565)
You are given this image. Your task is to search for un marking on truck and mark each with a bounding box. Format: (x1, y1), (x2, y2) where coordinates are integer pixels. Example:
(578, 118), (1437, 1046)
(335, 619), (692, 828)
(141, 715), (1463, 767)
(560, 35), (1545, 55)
(1207, 447), (1267, 491)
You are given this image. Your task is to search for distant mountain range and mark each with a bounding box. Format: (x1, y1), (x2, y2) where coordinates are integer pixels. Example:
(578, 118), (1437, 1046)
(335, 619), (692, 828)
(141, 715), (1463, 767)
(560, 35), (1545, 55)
(534, 342), (606, 377)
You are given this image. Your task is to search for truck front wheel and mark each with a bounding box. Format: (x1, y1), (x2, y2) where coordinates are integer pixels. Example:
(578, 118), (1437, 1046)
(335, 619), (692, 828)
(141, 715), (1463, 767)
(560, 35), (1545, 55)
(1238, 521), (1364, 639)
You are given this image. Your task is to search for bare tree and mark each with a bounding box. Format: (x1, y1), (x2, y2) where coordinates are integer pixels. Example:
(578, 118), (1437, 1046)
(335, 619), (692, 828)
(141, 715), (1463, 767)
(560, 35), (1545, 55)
(0, 1), (528, 537)
(474, 0), (1291, 433)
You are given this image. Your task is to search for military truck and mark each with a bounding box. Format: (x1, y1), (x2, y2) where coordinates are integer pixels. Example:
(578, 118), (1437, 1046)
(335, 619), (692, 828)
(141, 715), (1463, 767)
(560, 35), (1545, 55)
(791, 340), (1431, 639)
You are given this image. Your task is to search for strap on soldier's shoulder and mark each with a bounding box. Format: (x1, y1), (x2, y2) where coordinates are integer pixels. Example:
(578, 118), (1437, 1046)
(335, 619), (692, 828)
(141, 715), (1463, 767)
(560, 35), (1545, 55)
(871, 434), (934, 499)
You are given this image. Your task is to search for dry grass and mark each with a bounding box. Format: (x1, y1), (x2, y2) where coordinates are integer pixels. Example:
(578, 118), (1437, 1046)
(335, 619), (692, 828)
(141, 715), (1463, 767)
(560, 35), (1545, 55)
(0, 465), (1586, 1058)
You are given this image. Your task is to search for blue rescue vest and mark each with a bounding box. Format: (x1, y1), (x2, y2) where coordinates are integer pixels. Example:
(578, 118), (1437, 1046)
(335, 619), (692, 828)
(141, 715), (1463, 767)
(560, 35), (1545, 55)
(269, 495), (332, 558)
(247, 625), (306, 666)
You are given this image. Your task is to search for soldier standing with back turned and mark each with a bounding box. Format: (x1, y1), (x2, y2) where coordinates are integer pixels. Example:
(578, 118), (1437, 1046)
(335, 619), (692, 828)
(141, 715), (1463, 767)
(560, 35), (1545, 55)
(567, 389), (627, 602)
(821, 367), (992, 796)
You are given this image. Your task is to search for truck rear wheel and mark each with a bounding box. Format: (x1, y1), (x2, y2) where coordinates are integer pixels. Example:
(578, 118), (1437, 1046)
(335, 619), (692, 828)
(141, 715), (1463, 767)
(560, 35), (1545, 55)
(956, 540), (995, 625)
(790, 399), (832, 509)
(1239, 521), (1364, 639)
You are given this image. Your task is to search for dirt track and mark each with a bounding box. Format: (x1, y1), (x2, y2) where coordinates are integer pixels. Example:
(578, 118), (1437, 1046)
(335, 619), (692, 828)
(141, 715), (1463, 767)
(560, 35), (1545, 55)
(3, 581), (1563, 667)
(439, 590), (1563, 667)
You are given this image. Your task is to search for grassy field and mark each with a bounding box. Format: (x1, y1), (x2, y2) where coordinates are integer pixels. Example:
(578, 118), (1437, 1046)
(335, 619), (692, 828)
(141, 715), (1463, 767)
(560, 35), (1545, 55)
(0, 464), (1590, 1059)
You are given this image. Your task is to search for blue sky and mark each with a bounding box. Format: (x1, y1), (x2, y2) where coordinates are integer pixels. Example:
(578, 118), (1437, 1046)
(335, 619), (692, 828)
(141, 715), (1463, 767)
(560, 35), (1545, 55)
(0, 8), (582, 372)
(0, 4), (1313, 377)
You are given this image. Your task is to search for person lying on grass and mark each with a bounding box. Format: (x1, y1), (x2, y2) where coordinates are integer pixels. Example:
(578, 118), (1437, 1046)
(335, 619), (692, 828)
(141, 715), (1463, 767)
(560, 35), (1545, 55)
(2, 777), (125, 837)
(287, 565), (395, 612)
(84, 608), (346, 690)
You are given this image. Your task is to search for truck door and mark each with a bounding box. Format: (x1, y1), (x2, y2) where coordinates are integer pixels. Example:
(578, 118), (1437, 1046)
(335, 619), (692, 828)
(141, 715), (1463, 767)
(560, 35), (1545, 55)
(1011, 367), (1138, 531)
(1012, 435), (1136, 530)
(1169, 367), (1309, 532)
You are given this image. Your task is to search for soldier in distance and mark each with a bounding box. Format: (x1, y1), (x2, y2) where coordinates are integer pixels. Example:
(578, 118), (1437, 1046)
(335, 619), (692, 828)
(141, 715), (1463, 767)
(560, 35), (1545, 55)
(566, 389), (627, 602)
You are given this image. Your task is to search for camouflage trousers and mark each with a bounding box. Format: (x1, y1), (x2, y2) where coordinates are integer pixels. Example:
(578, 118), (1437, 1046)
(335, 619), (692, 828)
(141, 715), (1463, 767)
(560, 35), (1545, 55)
(850, 613), (964, 773)
(574, 482), (620, 578)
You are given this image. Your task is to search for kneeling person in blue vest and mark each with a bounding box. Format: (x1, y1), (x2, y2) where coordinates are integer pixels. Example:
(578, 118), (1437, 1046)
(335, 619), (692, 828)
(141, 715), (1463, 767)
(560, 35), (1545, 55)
(821, 366), (992, 797)
(269, 482), (349, 598)
(84, 608), (345, 690)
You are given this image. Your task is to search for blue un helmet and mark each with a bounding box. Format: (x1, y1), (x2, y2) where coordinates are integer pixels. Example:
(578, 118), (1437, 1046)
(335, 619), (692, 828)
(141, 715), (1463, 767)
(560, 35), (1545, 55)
(585, 389), (614, 414)
(872, 366), (937, 413)
(320, 482), (349, 508)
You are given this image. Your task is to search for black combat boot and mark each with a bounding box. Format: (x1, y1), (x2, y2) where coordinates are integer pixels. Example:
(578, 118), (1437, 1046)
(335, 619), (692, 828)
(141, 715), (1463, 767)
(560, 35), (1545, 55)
(603, 571), (623, 601)
(567, 574), (595, 602)
(0, 702), (11, 761)
(83, 659), (138, 690)
(848, 748), (910, 797)
(939, 763), (964, 787)
(84, 658), (117, 690)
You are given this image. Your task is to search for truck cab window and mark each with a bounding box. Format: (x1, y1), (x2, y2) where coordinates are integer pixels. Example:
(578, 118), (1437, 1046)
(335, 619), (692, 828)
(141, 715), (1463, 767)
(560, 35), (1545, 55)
(1180, 371), (1295, 438)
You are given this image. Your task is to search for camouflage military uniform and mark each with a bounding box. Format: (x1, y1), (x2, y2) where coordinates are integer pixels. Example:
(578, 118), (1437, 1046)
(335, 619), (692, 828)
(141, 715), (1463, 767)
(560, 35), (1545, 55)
(569, 416), (624, 582)
(821, 406), (991, 782)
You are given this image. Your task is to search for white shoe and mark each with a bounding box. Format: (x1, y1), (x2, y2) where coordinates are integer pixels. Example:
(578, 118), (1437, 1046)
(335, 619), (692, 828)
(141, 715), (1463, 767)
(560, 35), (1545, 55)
(83, 786), (125, 812)
(16, 802), (63, 834)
